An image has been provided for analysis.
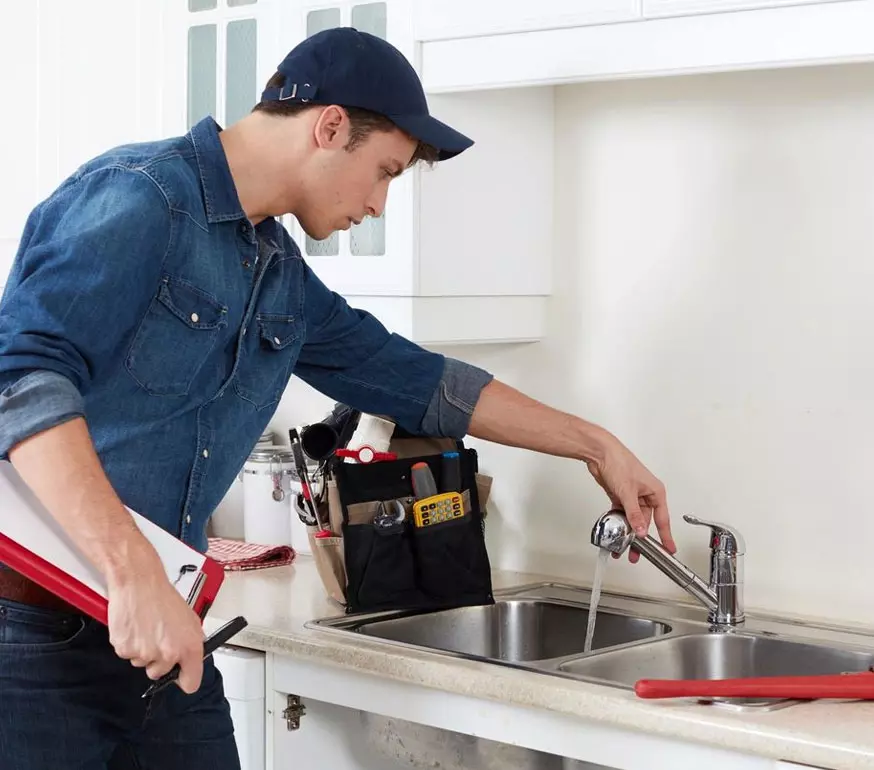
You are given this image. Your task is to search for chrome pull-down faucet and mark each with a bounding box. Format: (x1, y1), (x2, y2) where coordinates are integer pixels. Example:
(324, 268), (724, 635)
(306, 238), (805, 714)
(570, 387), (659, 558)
(591, 510), (745, 628)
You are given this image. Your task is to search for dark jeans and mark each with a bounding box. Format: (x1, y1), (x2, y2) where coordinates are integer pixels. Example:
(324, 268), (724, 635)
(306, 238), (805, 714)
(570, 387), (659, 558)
(0, 598), (241, 770)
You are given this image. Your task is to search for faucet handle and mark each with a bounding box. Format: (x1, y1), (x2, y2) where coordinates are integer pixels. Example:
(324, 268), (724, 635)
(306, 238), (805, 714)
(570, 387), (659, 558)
(683, 514), (745, 555)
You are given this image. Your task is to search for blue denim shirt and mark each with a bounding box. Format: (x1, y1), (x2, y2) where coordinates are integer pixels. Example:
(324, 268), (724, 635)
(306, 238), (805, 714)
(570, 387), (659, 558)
(0, 117), (493, 552)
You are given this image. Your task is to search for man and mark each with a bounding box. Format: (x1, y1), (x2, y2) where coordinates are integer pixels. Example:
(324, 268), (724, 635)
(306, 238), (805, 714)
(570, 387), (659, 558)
(0, 28), (675, 770)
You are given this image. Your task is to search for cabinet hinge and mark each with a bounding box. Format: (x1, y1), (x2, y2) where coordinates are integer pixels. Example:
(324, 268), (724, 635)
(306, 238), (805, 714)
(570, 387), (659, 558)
(282, 694), (306, 731)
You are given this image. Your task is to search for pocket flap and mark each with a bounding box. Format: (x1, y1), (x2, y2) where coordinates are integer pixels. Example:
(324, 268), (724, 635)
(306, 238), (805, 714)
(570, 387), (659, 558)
(157, 276), (227, 330)
(257, 314), (300, 350)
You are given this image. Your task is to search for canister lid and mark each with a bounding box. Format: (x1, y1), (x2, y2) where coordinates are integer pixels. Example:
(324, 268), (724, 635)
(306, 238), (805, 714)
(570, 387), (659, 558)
(246, 446), (295, 463)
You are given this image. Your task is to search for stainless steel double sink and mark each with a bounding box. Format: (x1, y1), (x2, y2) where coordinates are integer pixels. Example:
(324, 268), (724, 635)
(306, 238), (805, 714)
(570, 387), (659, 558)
(307, 582), (874, 711)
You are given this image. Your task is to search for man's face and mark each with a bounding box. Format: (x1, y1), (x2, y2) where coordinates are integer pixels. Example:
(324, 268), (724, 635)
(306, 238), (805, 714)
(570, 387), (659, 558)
(295, 108), (417, 241)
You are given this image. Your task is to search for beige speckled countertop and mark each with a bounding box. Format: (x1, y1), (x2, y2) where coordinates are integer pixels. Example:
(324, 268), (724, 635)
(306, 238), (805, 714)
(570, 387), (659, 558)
(203, 557), (874, 770)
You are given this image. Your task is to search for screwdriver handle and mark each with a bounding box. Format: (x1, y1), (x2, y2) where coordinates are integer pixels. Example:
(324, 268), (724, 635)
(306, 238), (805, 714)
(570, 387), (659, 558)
(441, 451), (462, 493)
(411, 462), (438, 499)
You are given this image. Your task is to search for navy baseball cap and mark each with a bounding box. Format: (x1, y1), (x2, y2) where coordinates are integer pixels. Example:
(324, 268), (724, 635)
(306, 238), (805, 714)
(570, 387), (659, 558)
(260, 28), (473, 161)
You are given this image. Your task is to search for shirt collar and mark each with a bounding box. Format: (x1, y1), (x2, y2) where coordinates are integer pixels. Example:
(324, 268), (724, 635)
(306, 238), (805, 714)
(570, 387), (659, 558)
(188, 117), (247, 224)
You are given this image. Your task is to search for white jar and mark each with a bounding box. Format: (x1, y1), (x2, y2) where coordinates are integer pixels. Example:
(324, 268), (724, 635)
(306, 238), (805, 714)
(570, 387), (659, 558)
(209, 430), (276, 540)
(241, 447), (296, 547)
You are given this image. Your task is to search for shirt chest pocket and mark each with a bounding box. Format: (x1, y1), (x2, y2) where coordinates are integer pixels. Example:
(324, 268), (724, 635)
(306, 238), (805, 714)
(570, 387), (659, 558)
(125, 275), (228, 397)
(233, 313), (302, 409)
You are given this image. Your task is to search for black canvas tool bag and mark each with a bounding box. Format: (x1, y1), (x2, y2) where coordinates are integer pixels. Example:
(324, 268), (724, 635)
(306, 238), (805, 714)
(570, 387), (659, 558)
(307, 433), (495, 614)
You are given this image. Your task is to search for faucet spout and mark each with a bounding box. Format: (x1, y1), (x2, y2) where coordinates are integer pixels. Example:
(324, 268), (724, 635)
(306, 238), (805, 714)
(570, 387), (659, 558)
(591, 510), (744, 627)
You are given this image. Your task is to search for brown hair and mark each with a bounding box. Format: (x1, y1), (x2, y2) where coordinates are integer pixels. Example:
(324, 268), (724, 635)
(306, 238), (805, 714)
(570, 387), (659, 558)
(253, 72), (440, 167)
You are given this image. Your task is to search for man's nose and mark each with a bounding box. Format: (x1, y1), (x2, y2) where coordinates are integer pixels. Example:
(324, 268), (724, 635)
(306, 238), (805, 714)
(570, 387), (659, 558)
(365, 186), (389, 219)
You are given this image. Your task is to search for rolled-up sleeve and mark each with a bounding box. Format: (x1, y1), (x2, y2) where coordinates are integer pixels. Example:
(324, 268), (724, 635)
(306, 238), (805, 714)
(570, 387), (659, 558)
(419, 356), (493, 438)
(0, 165), (171, 458)
(293, 260), (493, 438)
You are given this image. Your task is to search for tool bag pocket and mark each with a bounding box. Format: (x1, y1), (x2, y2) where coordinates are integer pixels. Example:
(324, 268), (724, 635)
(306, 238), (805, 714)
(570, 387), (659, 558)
(411, 510), (492, 602)
(342, 521), (420, 612)
(331, 443), (494, 614)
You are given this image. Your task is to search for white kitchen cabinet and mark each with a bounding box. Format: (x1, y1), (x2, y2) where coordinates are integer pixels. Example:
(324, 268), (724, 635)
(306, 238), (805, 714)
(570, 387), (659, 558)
(0, 2), (38, 288)
(412, 0), (641, 41)
(420, 0), (874, 93)
(643, 0), (846, 18)
(162, 0), (550, 345)
(269, 652), (782, 770)
(213, 645), (267, 770)
(0, 0), (163, 291)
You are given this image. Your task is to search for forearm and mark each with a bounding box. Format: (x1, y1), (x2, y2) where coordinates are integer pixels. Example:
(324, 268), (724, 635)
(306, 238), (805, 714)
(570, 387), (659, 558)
(8, 417), (160, 585)
(467, 379), (612, 464)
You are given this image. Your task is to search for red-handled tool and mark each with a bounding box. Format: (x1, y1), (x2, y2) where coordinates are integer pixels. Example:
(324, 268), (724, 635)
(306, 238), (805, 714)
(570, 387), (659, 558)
(334, 446), (398, 464)
(634, 670), (874, 700)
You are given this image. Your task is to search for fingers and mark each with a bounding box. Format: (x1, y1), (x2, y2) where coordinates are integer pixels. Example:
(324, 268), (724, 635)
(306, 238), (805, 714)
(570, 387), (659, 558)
(620, 494), (648, 538)
(648, 488), (676, 554)
(176, 649), (204, 695)
(146, 658), (176, 681)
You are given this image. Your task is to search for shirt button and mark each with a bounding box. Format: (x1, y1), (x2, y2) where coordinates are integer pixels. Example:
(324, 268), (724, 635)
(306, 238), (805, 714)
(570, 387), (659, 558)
(202, 449), (209, 458)
(186, 515), (191, 525)
(191, 312), (200, 323)
(242, 259), (251, 269)
(273, 336), (281, 345)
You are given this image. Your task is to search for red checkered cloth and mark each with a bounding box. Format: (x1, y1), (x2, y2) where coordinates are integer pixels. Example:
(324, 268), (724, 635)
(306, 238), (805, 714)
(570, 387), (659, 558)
(206, 537), (295, 571)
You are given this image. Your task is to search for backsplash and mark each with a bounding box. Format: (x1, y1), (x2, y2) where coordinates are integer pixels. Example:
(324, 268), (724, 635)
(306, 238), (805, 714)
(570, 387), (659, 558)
(272, 62), (874, 626)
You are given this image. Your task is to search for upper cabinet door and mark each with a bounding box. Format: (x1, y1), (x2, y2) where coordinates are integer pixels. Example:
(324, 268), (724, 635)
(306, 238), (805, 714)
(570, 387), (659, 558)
(643, 0), (845, 18)
(413, 0), (641, 41)
(163, 0), (271, 138)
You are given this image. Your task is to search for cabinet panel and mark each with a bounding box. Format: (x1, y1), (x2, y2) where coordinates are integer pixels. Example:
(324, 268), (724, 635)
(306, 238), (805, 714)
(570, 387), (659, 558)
(421, 1), (874, 93)
(418, 89), (553, 298)
(644, 0), (845, 18)
(0, 0), (38, 285)
(413, 0), (641, 41)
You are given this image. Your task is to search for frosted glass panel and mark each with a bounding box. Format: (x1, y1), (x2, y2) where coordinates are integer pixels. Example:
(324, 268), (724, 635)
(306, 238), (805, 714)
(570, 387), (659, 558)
(351, 3), (387, 39)
(307, 7), (341, 36)
(189, 0), (217, 10)
(225, 19), (257, 125)
(306, 233), (340, 256)
(350, 214), (385, 256)
(228, 0), (257, 5)
(188, 25), (217, 128)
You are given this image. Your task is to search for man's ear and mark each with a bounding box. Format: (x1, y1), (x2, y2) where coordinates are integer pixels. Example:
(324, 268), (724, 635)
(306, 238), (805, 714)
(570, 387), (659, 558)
(313, 105), (348, 149)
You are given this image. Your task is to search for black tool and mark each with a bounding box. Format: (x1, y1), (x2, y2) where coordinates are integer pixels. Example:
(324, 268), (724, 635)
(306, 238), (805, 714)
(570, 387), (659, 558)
(441, 451), (462, 493)
(300, 422), (339, 462)
(288, 428), (324, 531)
(141, 615), (248, 699)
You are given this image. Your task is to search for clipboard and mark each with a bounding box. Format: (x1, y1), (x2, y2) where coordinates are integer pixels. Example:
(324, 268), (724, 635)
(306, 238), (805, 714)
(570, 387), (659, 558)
(0, 463), (225, 626)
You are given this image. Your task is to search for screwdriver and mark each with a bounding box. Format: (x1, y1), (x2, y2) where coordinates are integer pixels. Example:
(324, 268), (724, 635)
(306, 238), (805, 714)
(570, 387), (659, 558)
(411, 462), (438, 500)
(441, 451), (462, 493)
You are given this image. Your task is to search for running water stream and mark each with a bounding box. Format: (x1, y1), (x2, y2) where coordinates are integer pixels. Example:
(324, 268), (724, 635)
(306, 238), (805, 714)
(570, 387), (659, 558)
(583, 549), (610, 653)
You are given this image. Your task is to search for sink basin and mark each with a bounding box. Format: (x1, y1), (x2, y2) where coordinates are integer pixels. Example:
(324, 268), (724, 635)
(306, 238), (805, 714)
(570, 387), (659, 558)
(559, 632), (874, 685)
(353, 599), (671, 662)
(308, 582), (874, 712)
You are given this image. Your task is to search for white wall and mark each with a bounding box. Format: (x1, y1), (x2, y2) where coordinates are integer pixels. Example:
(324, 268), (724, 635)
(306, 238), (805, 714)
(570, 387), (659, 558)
(275, 62), (874, 626)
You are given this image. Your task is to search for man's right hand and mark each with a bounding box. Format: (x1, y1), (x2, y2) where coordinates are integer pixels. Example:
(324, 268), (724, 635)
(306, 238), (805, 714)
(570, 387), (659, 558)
(106, 544), (205, 694)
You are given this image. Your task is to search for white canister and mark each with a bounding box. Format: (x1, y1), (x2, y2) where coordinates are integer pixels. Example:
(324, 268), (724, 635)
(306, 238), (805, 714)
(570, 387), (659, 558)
(209, 430), (276, 540)
(241, 447), (296, 547)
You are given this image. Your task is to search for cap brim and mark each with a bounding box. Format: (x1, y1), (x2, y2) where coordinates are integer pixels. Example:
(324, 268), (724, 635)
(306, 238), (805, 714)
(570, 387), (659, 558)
(387, 113), (474, 161)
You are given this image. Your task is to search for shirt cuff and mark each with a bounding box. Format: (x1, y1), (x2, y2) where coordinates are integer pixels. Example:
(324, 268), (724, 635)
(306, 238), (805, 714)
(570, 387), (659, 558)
(0, 371), (85, 460)
(419, 357), (494, 439)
